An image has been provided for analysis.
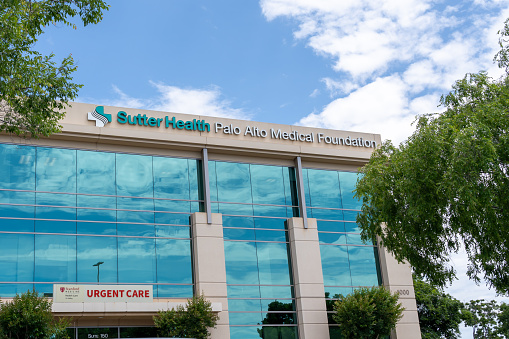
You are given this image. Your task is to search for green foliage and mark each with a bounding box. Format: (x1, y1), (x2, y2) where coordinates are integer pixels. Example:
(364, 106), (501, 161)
(153, 293), (219, 339)
(465, 299), (502, 339)
(332, 286), (404, 339)
(498, 303), (509, 337)
(355, 21), (509, 293)
(0, 0), (108, 137)
(414, 276), (469, 338)
(0, 289), (70, 339)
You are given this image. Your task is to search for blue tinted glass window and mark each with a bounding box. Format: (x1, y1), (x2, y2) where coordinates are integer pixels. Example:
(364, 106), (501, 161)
(320, 245), (351, 287)
(34, 235), (77, 282)
(156, 239), (193, 284)
(77, 236), (118, 283)
(188, 159), (200, 201)
(227, 285), (260, 299)
(214, 162), (252, 203)
(156, 284), (193, 298)
(116, 153), (153, 197)
(348, 246), (379, 286)
(338, 172), (362, 210)
(0, 234), (34, 282)
(155, 225), (190, 238)
(257, 242), (291, 286)
(224, 241), (259, 284)
(36, 147), (76, 193)
(153, 157), (190, 200)
(223, 228), (256, 241)
(0, 144), (35, 190)
(117, 238), (156, 283)
(305, 169), (341, 209)
(229, 299), (262, 312)
(77, 222), (116, 235)
(0, 145), (195, 294)
(250, 165), (286, 206)
(77, 150), (116, 195)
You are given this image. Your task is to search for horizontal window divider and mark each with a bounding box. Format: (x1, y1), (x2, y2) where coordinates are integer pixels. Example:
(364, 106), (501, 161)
(229, 311), (297, 314)
(221, 214), (291, 220)
(227, 298), (294, 300)
(319, 243), (375, 247)
(0, 141), (201, 160)
(223, 227), (286, 232)
(315, 218), (357, 223)
(324, 285), (380, 289)
(229, 324), (298, 327)
(212, 200), (298, 208)
(228, 284), (294, 287)
(317, 231), (361, 235)
(0, 231), (191, 240)
(308, 206), (362, 212)
(0, 282), (194, 286)
(224, 239), (289, 244)
(0, 188), (204, 203)
(0, 202), (196, 215)
(0, 217), (191, 227)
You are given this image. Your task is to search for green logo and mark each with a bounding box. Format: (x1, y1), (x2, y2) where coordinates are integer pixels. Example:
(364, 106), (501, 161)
(88, 106), (112, 127)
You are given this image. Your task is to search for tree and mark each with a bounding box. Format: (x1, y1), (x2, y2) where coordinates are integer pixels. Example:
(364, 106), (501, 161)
(332, 286), (404, 339)
(464, 299), (501, 338)
(497, 302), (509, 337)
(355, 19), (509, 294)
(414, 276), (469, 338)
(153, 293), (219, 339)
(0, 289), (70, 339)
(0, 0), (108, 137)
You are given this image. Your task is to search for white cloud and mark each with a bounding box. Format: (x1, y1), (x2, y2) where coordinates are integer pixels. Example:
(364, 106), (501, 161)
(261, 0), (509, 144)
(309, 88), (320, 97)
(298, 75), (442, 144)
(104, 83), (250, 120)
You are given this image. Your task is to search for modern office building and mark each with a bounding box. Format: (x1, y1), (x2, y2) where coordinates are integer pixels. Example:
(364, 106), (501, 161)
(0, 102), (420, 339)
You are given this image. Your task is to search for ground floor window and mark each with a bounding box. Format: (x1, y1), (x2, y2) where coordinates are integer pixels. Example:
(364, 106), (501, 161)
(67, 327), (158, 339)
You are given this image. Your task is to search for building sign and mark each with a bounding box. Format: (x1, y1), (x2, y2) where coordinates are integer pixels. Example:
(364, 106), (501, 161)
(86, 106), (378, 148)
(53, 285), (153, 303)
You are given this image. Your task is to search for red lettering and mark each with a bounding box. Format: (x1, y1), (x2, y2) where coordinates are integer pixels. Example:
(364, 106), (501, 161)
(113, 290), (118, 298)
(94, 290), (100, 297)
(145, 290), (149, 298)
(87, 290), (93, 297)
(119, 290), (124, 297)
(100, 290), (106, 297)
(107, 290), (112, 298)
(127, 290), (132, 297)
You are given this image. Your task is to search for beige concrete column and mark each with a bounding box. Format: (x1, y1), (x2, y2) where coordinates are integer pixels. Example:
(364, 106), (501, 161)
(377, 240), (422, 339)
(287, 217), (330, 339)
(191, 212), (230, 339)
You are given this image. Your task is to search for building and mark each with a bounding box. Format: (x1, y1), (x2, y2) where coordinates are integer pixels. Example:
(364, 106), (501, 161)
(0, 102), (420, 339)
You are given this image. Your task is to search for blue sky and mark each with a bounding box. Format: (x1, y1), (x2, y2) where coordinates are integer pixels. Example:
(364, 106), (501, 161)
(36, 0), (509, 336)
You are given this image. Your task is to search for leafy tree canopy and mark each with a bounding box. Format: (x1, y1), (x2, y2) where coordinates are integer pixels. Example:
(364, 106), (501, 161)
(0, 289), (70, 339)
(153, 293), (219, 339)
(465, 299), (502, 338)
(332, 286), (404, 339)
(414, 276), (469, 339)
(0, 0), (108, 137)
(355, 18), (509, 294)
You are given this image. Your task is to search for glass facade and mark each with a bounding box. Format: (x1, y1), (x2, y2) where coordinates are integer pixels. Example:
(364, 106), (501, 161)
(0, 141), (382, 339)
(209, 161), (298, 339)
(0, 143), (198, 297)
(302, 168), (381, 335)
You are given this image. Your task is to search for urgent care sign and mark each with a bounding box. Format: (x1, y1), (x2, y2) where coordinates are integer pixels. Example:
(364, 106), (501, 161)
(53, 285), (153, 303)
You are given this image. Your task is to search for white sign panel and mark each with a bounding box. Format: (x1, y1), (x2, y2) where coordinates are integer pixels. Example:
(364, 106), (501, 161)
(53, 285), (153, 303)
